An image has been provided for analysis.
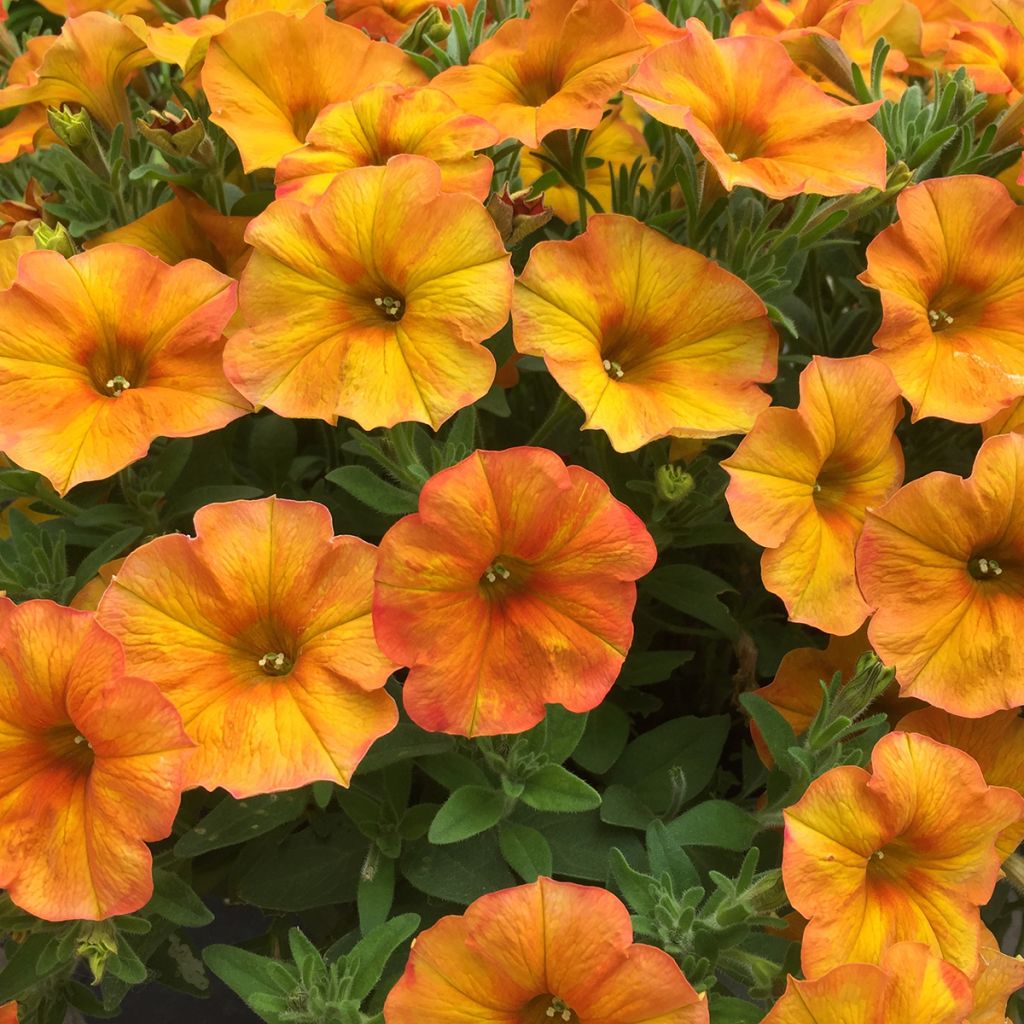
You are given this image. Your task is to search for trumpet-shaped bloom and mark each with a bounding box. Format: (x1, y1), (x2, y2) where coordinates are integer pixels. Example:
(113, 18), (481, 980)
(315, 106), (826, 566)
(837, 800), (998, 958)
(513, 214), (777, 452)
(860, 175), (1024, 423)
(275, 85), (498, 203)
(86, 188), (252, 277)
(373, 447), (657, 736)
(0, 600), (191, 921)
(334, 0), (474, 41)
(970, 933), (1024, 1024)
(201, 5), (426, 170)
(226, 156), (513, 429)
(856, 432), (1024, 716)
(518, 101), (654, 222)
(383, 877), (709, 1024)
(945, 22), (1024, 102)
(0, 40), (56, 162)
(432, 0), (647, 147)
(724, 356), (904, 635)
(783, 731), (1024, 977)
(626, 18), (887, 199)
(0, 13), (152, 132)
(983, 396), (1024, 438)
(762, 942), (973, 1024)
(898, 707), (1024, 857)
(96, 498), (398, 797)
(0, 245), (249, 495)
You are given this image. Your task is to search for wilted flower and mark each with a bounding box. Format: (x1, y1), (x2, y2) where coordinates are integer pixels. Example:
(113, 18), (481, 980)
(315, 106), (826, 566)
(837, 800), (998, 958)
(384, 877), (709, 1024)
(514, 214), (777, 452)
(0, 600), (191, 921)
(373, 446), (657, 736)
(97, 498), (398, 797)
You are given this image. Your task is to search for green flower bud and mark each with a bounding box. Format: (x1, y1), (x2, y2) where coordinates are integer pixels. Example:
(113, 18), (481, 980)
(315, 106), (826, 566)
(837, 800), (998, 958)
(655, 464), (695, 504)
(32, 222), (75, 258)
(47, 105), (94, 149)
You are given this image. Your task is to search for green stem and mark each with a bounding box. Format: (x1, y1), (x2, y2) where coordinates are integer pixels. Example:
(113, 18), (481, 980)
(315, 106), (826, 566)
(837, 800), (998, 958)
(527, 392), (575, 447)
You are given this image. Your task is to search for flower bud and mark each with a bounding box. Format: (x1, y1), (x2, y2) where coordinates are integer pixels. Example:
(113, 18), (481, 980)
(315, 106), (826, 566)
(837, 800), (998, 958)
(0, 178), (58, 240)
(396, 5), (449, 49)
(137, 109), (214, 164)
(655, 464), (695, 504)
(486, 184), (553, 249)
(47, 104), (94, 149)
(32, 222), (76, 258)
(75, 922), (119, 984)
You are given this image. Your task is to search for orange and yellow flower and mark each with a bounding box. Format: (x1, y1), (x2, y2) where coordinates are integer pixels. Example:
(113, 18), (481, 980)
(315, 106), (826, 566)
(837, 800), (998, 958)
(373, 447), (657, 736)
(860, 175), (1024, 423)
(783, 731), (1024, 977)
(226, 156), (513, 429)
(513, 214), (777, 452)
(944, 21), (1024, 102)
(970, 933), (1024, 1024)
(0, 237), (32, 289)
(432, 0), (647, 147)
(96, 498), (398, 798)
(0, 245), (249, 494)
(0, 41), (58, 163)
(201, 5), (426, 171)
(0, 13), (152, 133)
(626, 18), (887, 199)
(274, 85), (498, 203)
(983, 396), (1024, 438)
(724, 356), (904, 635)
(763, 942), (973, 1023)
(334, 0), (474, 42)
(518, 101), (654, 223)
(383, 877), (709, 1024)
(856, 432), (1024, 716)
(0, 599), (191, 921)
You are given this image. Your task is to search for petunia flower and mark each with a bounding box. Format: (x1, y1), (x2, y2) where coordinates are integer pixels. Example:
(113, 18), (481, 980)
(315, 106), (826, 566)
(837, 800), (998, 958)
(86, 188), (252, 277)
(373, 446), (657, 736)
(0, 39), (57, 164)
(762, 942), (973, 1024)
(856, 432), (1024, 716)
(944, 21), (1024, 103)
(898, 706), (1024, 857)
(274, 85), (498, 203)
(334, 0), (475, 42)
(226, 155), (513, 429)
(622, 0), (687, 45)
(0, 599), (191, 921)
(0, 13), (152, 133)
(969, 932), (1024, 1024)
(860, 175), (1024, 423)
(723, 355), (904, 635)
(0, 244), (250, 494)
(983, 396), (1024, 438)
(513, 214), (777, 452)
(201, 5), (427, 171)
(431, 0), (648, 147)
(96, 498), (398, 798)
(625, 18), (887, 199)
(518, 100), (654, 223)
(783, 731), (1024, 977)
(383, 877), (709, 1024)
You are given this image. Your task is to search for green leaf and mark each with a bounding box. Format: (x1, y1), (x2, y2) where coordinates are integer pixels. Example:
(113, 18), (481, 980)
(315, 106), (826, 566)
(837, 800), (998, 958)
(646, 820), (700, 890)
(618, 651), (692, 688)
(573, 703), (630, 774)
(610, 715), (729, 813)
(357, 855), (396, 934)
(326, 466), (419, 515)
(418, 751), (489, 791)
(356, 723), (454, 774)
(739, 693), (798, 766)
(174, 789), (308, 857)
(145, 869), (214, 927)
(540, 706), (588, 764)
(709, 995), (766, 1023)
(663, 800), (762, 851)
(599, 784), (655, 830)
(518, 810), (646, 881)
(401, 832), (515, 905)
(203, 945), (297, 1024)
(609, 849), (657, 917)
(520, 765), (601, 812)
(498, 823), (553, 882)
(345, 913), (420, 1000)
(0, 933), (66, 1003)
(428, 786), (507, 844)
(644, 565), (740, 640)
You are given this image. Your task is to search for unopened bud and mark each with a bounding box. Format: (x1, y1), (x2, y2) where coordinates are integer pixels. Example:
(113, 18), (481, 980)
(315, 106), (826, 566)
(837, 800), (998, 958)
(32, 222), (75, 258)
(486, 184), (553, 249)
(137, 109), (214, 164)
(396, 5), (449, 48)
(75, 923), (118, 985)
(47, 105), (94, 149)
(655, 464), (695, 504)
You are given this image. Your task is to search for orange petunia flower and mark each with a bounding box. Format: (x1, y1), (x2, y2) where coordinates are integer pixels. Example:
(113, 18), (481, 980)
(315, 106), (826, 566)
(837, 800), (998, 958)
(36, 0), (155, 16)
(763, 942), (972, 1024)
(0, 39), (58, 163)
(373, 447), (657, 736)
(0, 13), (152, 133)
(518, 101), (654, 223)
(860, 175), (1024, 423)
(945, 21), (1024, 102)
(513, 214), (777, 452)
(983, 396), (1024, 438)
(96, 498), (398, 798)
(622, 0), (687, 46)
(275, 85), (498, 203)
(783, 731), (1024, 977)
(383, 877), (709, 1024)
(0, 245), (249, 495)
(201, 5), (426, 171)
(748, 626), (920, 766)
(334, 0), (474, 42)
(723, 356), (904, 635)
(86, 188), (252, 277)
(970, 932), (1024, 1024)
(625, 18), (887, 199)
(856, 432), (1024, 716)
(226, 156), (513, 429)
(432, 0), (648, 147)
(0, 600), (191, 921)
(898, 706), (1024, 857)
